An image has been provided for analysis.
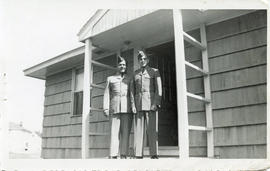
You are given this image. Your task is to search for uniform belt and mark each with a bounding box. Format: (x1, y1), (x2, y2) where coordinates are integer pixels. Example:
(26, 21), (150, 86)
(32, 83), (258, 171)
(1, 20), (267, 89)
(111, 92), (128, 96)
(136, 91), (155, 94)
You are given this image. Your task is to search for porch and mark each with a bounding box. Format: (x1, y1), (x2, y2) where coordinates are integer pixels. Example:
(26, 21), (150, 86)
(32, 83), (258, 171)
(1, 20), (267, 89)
(80, 9), (262, 159)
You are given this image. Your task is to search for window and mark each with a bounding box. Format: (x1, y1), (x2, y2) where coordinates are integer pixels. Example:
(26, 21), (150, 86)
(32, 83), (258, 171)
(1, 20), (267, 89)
(72, 68), (84, 115)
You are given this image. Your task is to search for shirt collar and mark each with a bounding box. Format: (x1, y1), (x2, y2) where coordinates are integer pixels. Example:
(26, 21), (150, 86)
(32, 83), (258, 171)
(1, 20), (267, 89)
(115, 73), (126, 79)
(140, 66), (150, 75)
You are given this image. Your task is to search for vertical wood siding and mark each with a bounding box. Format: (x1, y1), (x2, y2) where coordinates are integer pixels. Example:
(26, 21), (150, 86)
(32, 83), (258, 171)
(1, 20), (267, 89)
(92, 10), (156, 35)
(186, 10), (266, 158)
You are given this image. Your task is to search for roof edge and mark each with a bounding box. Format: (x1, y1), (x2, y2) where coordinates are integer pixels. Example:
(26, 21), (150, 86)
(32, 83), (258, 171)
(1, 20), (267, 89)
(77, 10), (100, 36)
(77, 9), (109, 42)
(24, 46), (85, 78)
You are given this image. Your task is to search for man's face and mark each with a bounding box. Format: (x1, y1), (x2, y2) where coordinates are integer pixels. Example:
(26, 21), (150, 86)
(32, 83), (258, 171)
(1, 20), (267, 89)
(139, 55), (149, 68)
(117, 60), (126, 73)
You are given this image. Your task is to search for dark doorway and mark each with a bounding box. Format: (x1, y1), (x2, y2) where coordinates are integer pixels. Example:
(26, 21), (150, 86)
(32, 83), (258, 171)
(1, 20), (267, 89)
(146, 41), (178, 146)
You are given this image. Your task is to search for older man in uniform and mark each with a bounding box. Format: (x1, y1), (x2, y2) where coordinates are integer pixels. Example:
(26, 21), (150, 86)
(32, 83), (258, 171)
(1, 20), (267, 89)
(103, 56), (133, 159)
(131, 50), (162, 159)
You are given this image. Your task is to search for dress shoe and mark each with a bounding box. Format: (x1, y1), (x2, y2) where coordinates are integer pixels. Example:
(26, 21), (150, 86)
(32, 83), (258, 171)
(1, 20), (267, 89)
(109, 156), (117, 159)
(120, 155), (127, 159)
(135, 156), (143, 159)
(150, 155), (159, 159)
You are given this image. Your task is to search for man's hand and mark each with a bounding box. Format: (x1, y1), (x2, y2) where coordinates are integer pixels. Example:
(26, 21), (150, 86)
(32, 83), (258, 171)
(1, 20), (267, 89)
(132, 107), (137, 114)
(150, 105), (158, 111)
(103, 109), (109, 117)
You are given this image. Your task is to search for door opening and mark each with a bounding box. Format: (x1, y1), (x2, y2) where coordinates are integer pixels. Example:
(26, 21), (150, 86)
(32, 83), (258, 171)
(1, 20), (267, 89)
(146, 41), (178, 146)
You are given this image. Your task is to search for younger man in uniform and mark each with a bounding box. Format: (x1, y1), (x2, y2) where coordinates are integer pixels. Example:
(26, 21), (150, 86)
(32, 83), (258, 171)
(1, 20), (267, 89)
(131, 50), (162, 159)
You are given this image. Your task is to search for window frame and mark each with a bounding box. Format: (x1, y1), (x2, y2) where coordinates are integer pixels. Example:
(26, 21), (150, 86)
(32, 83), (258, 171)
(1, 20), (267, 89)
(71, 67), (84, 117)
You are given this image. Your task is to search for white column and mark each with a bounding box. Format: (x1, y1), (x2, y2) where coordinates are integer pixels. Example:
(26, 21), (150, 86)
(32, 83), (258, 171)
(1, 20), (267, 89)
(173, 9), (189, 158)
(81, 38), (92, 158)
(200, 24), (214, 158)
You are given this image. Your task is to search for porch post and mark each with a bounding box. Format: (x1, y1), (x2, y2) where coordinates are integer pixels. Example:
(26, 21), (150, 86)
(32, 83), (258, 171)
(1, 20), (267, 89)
(82, 38), (92, 158)
(173, 9), (189, 158)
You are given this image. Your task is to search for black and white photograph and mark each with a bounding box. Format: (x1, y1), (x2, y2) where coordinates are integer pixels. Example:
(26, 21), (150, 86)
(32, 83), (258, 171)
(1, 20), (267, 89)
(1, 0), (270, 170)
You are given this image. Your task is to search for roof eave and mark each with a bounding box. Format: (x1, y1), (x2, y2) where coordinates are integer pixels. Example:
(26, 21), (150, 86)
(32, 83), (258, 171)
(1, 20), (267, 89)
(23, 46), (85, 80)
(77, 9), (109, 42)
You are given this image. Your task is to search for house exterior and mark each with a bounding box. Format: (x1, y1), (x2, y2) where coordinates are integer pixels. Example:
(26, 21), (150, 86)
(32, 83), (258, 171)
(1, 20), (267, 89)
(24, 9), (267, 159)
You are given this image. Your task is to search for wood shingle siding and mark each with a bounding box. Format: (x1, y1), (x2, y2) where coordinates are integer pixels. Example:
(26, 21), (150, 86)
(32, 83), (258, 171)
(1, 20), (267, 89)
(43, 114), (70, 127)
(212, 85), (266, 109)
(215, 145), (266, 158)
(44, 103), (71, 116)
(89, 136), (110, 148)
(42, 70), (80, 158)
(208, 46), (266, 74)
(45, 70), (72, 86)
(42, 137), (81, 148)
(187, 54), (266, 94)
(89, 122), (110, 135)
(89, 149), (109, 158)
(206, 10), (267, 42)
(42, 148), (81, 159)
(44, 91), (71, 106)
(213, 104), (266, 127)
(45, 80), (72, 96)
(207, 28), (266, 58)
(214, 124), (266, 146)
(186, 32), (266, 79)
(186, 10), (266, 158)
(189, 147), (207, 157)
(43, 114), (83, 127)
(189, 112), (206, 127)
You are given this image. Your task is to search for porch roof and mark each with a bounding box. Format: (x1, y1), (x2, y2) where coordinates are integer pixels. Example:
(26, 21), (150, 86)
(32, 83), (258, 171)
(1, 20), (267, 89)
(24, 9), (254, 80)
(90, 9), (255, 52)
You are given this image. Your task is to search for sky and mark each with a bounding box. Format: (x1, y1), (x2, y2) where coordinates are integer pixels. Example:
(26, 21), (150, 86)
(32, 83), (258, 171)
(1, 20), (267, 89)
(1, 0), (96, 132)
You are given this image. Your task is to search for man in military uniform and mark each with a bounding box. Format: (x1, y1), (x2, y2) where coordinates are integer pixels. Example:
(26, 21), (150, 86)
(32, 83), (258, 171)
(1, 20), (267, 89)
(103, 56), (133, 159)
(131, 50), (162, 159)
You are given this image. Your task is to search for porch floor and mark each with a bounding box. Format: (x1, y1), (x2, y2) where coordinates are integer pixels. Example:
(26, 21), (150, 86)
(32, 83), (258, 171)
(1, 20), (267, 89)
(7, 158), (270, 171)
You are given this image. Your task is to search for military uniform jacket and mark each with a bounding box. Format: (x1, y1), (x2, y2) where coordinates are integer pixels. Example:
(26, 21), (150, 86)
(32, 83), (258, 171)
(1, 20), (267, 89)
(131, 66), (162, 111)
(103, 74), (132, 114)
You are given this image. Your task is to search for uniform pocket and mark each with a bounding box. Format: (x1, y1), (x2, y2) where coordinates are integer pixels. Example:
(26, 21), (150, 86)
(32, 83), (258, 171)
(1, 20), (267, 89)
(144, 75), (151, 79)
(110, 81), (120, 93)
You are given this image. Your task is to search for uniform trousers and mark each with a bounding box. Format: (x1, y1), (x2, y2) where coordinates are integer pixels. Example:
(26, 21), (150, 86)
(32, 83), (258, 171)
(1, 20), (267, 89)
(110, 113), (133, 157)
(134, 111), (158, 157)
